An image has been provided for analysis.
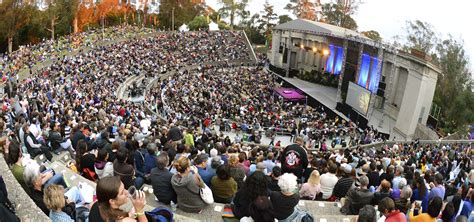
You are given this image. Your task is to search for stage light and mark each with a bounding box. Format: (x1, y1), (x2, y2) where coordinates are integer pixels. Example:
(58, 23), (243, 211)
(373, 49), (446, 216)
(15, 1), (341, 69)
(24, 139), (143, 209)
(323, 49), (329, 56)
(300, 44), (304, 49)
(312, 47), (317, 53)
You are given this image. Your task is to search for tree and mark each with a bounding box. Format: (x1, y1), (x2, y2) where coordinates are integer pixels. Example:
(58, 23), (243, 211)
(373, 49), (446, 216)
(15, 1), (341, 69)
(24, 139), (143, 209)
(278, 14), (293, 24)
(188, 16), (209, 31)
(242, 13), (264, 44)
(361, 30), (382, 41)
(432, 37), (473, 133)
(284, 0), (316, 21)
(336, 0), (362, 17)
(257, 0), (277, 38)
(43, 0), (78, 40)
(0, 0), (31, 53)
(218, 0), (249, 30)
(321, 3), (358, 30)
(405, 20), (438, 54)
(158, 0), (204, 30)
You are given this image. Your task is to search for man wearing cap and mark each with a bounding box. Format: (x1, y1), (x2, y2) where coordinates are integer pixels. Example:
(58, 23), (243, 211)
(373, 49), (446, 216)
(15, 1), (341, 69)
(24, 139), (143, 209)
(194, 153), (214, 187)
(332, 163), (355, 199)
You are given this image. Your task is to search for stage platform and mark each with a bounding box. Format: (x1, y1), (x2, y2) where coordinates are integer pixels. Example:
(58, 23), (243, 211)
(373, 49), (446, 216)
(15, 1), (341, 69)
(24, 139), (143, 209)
(278, 75), (349, 122)
(275, 74), (393, 135)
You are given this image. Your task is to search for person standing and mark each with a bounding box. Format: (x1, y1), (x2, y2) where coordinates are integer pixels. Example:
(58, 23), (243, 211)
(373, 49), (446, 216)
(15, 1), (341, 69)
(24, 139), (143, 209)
(279, 137), (308, 183)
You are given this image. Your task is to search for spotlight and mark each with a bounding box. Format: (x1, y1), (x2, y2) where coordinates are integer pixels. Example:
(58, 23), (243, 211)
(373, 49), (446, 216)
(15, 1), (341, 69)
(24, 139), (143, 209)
(312, 47), (317, 53)
(300, 44), (304, 49)
(323, 49), (329, 56)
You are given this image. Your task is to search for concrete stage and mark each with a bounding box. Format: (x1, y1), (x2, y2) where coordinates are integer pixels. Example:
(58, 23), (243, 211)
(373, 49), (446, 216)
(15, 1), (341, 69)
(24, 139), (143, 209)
(279, 75), (349, 122)
(277, 75), (394, 135)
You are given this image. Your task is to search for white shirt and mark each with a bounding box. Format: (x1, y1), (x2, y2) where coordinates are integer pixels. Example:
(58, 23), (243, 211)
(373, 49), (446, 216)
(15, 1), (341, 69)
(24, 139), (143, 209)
(320, 173), (338, 199)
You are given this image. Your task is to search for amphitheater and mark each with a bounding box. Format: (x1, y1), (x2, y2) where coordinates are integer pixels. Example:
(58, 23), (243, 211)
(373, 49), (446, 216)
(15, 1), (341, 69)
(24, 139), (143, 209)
(0, 26), (472, 222)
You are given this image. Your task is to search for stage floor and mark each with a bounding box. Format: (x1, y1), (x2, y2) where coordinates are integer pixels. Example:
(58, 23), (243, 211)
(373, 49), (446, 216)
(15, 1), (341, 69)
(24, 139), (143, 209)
(279, 75), (394, 135)
(280, 76), (349, 122)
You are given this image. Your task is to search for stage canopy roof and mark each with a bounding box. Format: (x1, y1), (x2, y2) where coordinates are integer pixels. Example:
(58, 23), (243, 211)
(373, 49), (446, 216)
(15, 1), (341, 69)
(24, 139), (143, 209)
(273, 19), (371, 41)
(274, 87), (306, 101)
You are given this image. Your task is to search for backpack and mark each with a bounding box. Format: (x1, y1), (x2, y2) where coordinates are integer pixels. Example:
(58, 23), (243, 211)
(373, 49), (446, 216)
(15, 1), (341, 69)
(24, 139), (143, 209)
(280, 206), (314, 222)
(145, 207), (174, 222)
(293, 207), (314, 222)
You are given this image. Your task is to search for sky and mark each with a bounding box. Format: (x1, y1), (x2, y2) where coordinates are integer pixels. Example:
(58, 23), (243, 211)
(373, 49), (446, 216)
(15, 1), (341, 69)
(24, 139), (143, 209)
(206, 0), (474, 72)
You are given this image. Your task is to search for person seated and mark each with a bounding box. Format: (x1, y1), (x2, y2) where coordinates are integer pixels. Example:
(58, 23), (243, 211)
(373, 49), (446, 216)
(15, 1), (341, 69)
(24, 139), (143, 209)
(378, 197), (406, 222)
(76, 140), (96, 180)
(211, 165), (237, 204)
(299, 170), (322, 200)
(267, 166), (282, 192)
(23, 124), (52, 161)
(9, 141), (29, 190)
(441, 202), (456, 222)
(43, 184), (90, 222)
(371, 179), (391, 205)
(48, 121), (71, 152)
(150, 152), (177, 205)
(233, 171), (269, 219)
(194, 153), (214, 187)
(332, 164), (355, 199)
(270, 173), (300, 220)
(357, 205), (377, 222)
(23, 161), (68, 214)
(460, 189), (473, 218)
(320, 163), (338, 200)
(409, 196), (443, 222)
(88, 176), (147, 222)
(94, 148), (114, 179)
(227, 155), (246, 189)
(241, 195), (275, 222)
(341, 175), (374, 215)
(171, 156), (207, 213)
(390, 178), (407, 200)
(395, 186), (412, 215)
(0, 174), (20, 221)
(113, 148), (142, 189)
(143, 143), (158, 175)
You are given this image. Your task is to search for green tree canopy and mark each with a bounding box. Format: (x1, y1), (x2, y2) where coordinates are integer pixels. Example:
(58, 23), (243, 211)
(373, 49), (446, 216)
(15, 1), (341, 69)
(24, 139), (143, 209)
(257, 0), (277, 37)
(278, 15), (293, 24)
(405, 20), (438, 54)
(321, 3), (358, 30)
(218, 0), (249, 30)
(188, 16), (209, 31)
(158, 0), (204, 30)
(361, 30), (382, 41)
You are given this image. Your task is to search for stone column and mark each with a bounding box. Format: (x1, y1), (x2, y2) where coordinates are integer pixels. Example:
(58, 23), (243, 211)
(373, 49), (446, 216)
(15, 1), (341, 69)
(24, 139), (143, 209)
(286, 31), (292, 77)
(393, 69), (426, 140)
(336, 39), (348, 104)
(354, 43), (364, 84)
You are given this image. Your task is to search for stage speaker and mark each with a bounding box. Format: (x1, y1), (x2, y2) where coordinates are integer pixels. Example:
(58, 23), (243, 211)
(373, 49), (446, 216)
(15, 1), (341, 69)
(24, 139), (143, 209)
(377, 89), (385, 97)
(378, 82), (386, 90)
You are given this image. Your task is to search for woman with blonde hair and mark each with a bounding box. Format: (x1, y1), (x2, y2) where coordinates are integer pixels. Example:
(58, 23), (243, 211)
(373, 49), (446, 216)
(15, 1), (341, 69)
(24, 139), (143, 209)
(299, 170), (322, 200)
(43, 184), (74, 222)
(227, 155), (246, 189)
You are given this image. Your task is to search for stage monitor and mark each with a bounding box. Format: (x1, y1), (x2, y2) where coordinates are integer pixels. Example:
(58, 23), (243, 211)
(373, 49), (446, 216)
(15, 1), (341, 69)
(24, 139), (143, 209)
(347, 82), (371, 116)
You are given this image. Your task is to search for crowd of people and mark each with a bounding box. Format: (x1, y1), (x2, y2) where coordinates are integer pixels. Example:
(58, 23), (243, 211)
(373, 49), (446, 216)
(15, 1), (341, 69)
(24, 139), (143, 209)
(0, 25), (471, 222)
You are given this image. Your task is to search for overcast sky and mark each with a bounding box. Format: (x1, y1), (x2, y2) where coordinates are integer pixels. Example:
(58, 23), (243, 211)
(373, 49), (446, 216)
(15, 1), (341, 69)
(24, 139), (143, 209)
(206, 0), (474, 72)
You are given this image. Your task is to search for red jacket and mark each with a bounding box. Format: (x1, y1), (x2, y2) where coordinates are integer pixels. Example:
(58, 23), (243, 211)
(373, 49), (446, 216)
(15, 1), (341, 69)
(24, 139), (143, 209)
(385, 210), (407, 222)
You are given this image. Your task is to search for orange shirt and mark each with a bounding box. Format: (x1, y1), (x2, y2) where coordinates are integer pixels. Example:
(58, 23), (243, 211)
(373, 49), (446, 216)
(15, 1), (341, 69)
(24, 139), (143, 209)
(409, 211), (436, 222)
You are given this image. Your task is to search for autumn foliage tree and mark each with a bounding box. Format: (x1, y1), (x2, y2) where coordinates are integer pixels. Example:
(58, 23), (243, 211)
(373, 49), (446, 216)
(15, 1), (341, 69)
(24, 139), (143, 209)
(284, 0), (318, 21)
